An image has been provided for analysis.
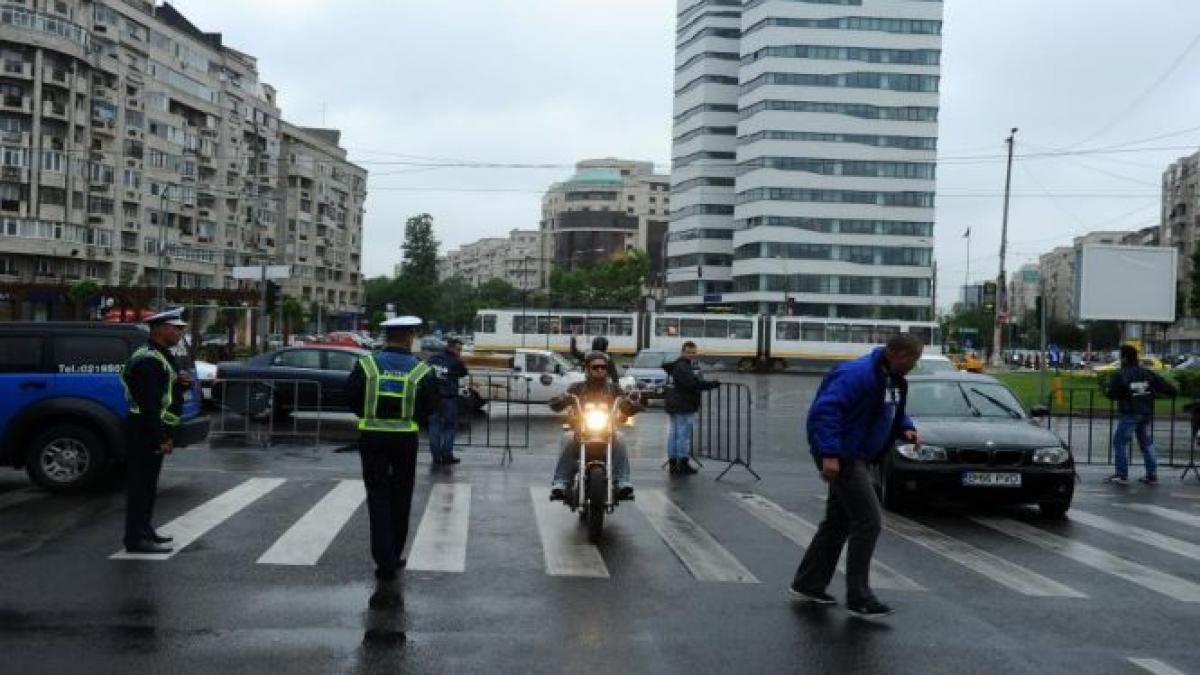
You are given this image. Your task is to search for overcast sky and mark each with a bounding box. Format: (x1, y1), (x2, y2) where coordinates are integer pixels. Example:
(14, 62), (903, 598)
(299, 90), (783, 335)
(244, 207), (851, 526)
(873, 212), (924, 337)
(172, 0), (1200, 309)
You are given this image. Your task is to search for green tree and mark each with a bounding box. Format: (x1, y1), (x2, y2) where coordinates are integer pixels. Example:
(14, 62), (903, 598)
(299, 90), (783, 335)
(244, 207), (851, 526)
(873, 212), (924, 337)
(281, 295), (306, 343)
(1189, 248), (1200, 318)
(400, 213), (440, 281)
(548, 248), (649, 310)
(66, 280), (99, 320)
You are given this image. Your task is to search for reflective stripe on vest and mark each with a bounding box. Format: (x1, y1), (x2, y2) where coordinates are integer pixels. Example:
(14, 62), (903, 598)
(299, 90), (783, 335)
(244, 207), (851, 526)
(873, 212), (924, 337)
(121, 346), (181, 427)
(357, 355), (431, 433)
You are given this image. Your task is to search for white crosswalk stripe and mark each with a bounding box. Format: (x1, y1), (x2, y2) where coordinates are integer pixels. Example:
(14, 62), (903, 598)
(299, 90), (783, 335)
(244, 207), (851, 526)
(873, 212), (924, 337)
(529, 488), (609, 578)
(636, 489), (757, 583)
(111, 478), (286, 561)
(257, 480), (365, 566)
(1070, 509), (1200, 563)
(971, 516), (1200, 602)
(1121, 504), (1200, 530)
(407, 483), (472, 573)
(1127, 657), (1190, 675)
(729, 492), (923, 591)
(885, 513), (1085, 598)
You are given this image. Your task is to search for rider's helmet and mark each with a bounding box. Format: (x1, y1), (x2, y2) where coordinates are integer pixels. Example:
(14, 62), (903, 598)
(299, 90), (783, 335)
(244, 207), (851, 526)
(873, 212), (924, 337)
(591, 336), (609, 352)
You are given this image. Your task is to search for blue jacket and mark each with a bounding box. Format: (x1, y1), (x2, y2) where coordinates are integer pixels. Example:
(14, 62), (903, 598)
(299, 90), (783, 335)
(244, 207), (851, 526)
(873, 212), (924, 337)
(807, 347), (915, 461)
(426, 350), (469, 398)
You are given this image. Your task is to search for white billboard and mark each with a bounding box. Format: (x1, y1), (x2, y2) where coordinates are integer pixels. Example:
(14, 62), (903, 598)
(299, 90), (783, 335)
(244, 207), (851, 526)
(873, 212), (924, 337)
(1077, 245), (1177, 323)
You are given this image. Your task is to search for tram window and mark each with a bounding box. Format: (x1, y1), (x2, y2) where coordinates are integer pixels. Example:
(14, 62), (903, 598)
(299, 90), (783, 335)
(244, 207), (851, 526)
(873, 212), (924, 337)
(610, 317), (633, 336)
(562, 316), (584, 335)
(537, 316), (561, 334)
(873, 325), (900, 343)
(801, 323), (826, 342)
(656, 318), (679, 337)
(704, 319), (729, 338)
(776, 321), (800, 341)
(513, 315), (535, 334)
(730, 320), (753, 339)
(827, 323), (849, 343)
(585, 317), (608, 335)
(850, 325), (871, 343)
(481, 314), (496, 333)
(681, 318), (704, 338)
(909, 326), (933, 345)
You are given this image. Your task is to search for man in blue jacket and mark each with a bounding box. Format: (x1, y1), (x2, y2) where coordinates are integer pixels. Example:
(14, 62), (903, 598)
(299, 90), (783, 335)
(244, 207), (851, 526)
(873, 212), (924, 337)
(790, 334), (924, 619)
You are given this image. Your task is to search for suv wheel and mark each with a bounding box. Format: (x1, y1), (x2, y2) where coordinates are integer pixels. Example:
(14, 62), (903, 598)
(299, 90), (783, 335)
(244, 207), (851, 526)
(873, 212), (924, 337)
(25, 424), (108, 492)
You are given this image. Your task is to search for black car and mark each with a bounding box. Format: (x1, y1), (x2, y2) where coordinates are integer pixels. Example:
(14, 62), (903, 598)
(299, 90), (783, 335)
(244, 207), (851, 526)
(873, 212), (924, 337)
(877, 372), (1074, 518)
(213, 345), (367, 418)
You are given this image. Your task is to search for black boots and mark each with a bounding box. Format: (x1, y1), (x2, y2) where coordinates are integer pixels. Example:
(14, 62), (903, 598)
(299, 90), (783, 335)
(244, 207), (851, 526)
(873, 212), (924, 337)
(668, 458), (698, 475)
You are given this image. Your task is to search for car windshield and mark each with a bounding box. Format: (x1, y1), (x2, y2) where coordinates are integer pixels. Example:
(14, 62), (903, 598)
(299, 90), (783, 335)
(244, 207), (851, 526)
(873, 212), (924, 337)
(907, 381), (1027, 419)
(552, 354), (575, 373)
(633, 352), (672, 368)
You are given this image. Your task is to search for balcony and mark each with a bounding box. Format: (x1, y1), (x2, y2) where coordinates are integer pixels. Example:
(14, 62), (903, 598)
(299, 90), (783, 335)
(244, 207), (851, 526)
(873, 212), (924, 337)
(0, 130), (30, 146)
(2, 60), (33, 80)
(91, 119), (115, 136)
(42, 68), (71, 89)
(0, 95), (31, 114)
(42, 100), (69, 120)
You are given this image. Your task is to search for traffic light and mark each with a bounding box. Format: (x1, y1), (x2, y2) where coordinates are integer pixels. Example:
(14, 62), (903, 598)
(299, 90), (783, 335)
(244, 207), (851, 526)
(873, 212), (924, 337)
(265, 281), (281, 313)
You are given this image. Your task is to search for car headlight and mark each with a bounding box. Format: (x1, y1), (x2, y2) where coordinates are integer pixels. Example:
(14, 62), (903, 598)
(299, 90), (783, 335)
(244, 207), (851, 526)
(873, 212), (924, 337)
(584, 409), (610, 432)
(896, 443), (947, 462)
(1032, 447), (1070, 465)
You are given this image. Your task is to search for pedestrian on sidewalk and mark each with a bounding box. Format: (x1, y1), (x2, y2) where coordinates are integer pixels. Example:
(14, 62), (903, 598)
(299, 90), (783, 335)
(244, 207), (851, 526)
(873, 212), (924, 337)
(426, 337), (469, 465)
(347, 316), (439, 581)
(1103, 344), (1177, 486)
(790, 334), (923, 619)
(663, 341), (719, 475)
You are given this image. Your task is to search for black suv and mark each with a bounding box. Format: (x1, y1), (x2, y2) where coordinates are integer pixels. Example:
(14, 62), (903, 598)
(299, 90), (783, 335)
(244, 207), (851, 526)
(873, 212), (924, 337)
(0, 322), (208, 492)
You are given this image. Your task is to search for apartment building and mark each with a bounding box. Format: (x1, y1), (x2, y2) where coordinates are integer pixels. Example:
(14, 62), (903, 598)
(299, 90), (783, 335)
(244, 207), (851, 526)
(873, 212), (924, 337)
(441, 228), (543, 291)
(668, 0), (941, 319)
(539, 158), (670, 289)
(0, 1), (365, 326)
(1038, 246), (1073, 326)
(1008, 263), (1039, 323)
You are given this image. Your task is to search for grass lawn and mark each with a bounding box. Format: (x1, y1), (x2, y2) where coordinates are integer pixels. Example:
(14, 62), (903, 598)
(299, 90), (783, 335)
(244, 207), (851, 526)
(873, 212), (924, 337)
(994, 371), (1183, 416)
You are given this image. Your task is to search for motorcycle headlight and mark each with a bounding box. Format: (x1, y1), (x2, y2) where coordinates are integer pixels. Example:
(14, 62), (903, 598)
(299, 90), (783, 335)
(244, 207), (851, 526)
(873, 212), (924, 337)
(896, 443), (947, 462)
(584, 409), (609, 432)
(1032, 447), (1070, 465)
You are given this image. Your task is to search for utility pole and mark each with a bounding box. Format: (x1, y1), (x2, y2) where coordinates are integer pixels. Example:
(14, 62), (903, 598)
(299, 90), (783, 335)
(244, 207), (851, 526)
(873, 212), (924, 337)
(252, 118), (270, 354)
(991, 128), (1018, 367)
(156, 186), (171, 310)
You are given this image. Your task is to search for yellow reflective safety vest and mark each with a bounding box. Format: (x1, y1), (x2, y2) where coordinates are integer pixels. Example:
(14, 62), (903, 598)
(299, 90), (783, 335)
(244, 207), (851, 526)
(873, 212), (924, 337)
(357, 352), (431, 433)
(121, 345), (181, 427)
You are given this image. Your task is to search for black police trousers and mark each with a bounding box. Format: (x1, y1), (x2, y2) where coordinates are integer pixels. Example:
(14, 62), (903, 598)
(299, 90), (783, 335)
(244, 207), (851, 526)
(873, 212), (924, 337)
(124, 416), (165, 547)
(358, 431), (419, 573)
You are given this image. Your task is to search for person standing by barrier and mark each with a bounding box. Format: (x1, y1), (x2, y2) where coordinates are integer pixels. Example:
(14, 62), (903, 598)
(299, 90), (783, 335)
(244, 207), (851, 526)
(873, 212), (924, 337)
(663, 341), (719, 475)
(426, 337), (469, 465)
(120, 307), (189, 554)
(1104, 344), (1177, 486)
(791, 334), (923, 619)
(347, 316), (439, 580)
(570, 332), (620, 385)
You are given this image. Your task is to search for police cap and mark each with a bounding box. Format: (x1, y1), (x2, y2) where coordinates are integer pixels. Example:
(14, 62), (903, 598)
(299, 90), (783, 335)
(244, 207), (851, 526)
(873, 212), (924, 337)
(380, 315), (422, 332)
(144, 307), (187, 327)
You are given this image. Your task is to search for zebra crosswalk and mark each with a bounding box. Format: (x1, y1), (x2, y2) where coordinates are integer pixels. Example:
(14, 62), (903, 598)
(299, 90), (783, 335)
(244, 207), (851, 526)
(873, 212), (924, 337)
(2, 474), (1193, 602)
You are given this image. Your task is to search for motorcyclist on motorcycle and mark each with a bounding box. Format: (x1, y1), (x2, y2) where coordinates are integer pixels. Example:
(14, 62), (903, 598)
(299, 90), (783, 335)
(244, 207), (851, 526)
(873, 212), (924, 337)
(549, 351), (639, 501)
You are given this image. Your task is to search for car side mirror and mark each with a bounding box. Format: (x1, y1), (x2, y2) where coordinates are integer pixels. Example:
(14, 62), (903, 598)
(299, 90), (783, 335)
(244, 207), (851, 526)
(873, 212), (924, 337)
(1029, 404), (1049, 418)
(554, 364), (563, 375)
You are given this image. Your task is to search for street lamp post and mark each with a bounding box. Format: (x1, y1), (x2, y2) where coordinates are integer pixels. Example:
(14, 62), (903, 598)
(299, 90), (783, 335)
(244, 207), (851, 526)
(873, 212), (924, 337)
(155, 185), (172, 310)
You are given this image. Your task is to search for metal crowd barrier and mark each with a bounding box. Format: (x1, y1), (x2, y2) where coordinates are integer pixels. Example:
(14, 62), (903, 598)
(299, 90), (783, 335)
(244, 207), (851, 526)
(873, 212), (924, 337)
(1041, 389), (1198, 474)
(692, 382), (759, 481)
(453, 373), (532, 464)
(208, 378), (324, 449)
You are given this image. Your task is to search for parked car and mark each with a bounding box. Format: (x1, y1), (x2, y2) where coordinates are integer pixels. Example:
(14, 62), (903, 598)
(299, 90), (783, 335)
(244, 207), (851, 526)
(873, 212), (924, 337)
(951, 351), (985, 373)
(625, 349), (676, 401)
(875, 372), (1074, 518)
(912, 353), (957, 374)
(0, 322), (208, 492)
(213, 345), (368, 418)
(195, 360), (217, 403)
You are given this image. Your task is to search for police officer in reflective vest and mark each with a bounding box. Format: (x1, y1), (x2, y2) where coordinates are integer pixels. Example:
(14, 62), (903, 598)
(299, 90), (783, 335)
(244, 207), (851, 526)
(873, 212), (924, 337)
(347, 315), (438, 580)
(120, 307), (190, 554)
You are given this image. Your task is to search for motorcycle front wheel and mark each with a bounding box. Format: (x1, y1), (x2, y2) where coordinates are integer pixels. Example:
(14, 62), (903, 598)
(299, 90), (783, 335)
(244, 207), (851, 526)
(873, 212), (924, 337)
(585, 467), (606, 543)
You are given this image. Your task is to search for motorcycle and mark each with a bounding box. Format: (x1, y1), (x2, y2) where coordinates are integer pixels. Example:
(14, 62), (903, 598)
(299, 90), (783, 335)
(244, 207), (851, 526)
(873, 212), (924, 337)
(557, 391), (639, 543)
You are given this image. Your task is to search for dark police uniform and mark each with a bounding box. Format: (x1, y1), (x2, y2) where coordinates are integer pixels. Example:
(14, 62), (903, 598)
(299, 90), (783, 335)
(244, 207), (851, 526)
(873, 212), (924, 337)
(120, 310), (187, 552)
(347, 333), (438, 578)
(425, 347), (469, 464)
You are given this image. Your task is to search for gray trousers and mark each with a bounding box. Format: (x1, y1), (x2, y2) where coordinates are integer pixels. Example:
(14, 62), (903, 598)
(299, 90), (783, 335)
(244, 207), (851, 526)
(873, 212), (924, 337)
(792, 457), (882, 604)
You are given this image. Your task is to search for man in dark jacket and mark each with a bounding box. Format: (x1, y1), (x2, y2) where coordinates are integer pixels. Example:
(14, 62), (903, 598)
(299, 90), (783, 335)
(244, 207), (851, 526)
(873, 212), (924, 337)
(1104, 344), (1177, 485)
(549, 351), (638, 500)
(120, 307), (190, 554)
(425, 338), (469, 465)
(663, 341), (719, 474)
(347, 316), (439, 581)
(791, 334), (923, 619)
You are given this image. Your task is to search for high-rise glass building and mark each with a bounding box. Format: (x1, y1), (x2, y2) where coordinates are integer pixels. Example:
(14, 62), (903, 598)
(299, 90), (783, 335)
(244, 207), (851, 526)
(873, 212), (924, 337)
(667, 0), (941, 322)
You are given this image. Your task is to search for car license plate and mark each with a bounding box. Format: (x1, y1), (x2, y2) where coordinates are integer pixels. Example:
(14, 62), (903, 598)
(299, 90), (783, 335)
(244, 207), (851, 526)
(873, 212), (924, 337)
(962, 471), (1021, 488)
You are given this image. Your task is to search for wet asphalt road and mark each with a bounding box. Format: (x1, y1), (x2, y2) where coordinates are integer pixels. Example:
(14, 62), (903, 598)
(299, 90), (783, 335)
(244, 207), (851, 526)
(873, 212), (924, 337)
(1, 373), (1199, 675)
